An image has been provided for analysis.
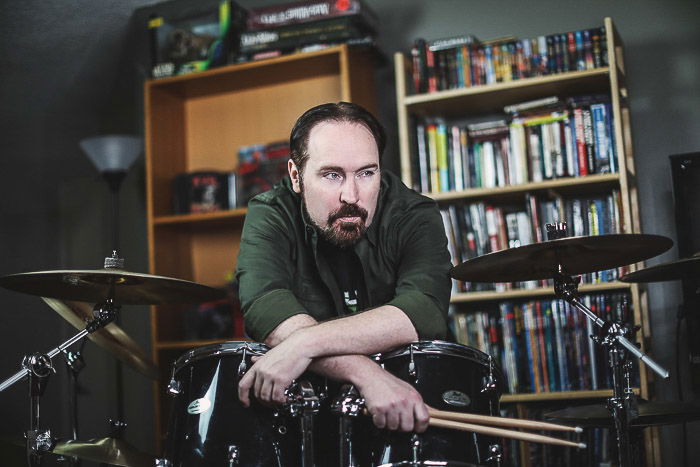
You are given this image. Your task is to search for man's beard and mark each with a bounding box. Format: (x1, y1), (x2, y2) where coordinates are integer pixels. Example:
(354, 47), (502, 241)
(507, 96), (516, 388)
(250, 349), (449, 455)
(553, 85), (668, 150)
(302, 196), (369, 249)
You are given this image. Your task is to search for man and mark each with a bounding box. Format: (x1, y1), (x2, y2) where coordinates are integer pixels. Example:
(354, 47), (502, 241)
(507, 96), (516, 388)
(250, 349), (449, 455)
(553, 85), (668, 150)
(235, 102), (452, 433)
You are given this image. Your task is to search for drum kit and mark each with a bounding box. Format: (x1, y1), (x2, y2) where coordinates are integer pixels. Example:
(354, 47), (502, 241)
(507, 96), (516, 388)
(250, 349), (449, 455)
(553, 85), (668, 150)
(1, 223), (700, 466)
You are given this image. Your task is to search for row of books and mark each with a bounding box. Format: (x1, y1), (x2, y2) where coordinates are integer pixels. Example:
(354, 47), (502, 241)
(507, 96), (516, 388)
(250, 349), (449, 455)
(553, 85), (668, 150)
(440, 190), (623, 293)
(412, 95), (618, 194)
(451, 292), (634, 395)
(410, 26), (608, 94)
(238, 0), (377, 60)
(499, 405), (616, 466)
(171, 141), (289, 214)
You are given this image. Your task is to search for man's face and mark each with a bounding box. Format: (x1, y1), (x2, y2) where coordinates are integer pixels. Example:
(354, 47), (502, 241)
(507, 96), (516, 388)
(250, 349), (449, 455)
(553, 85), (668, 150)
(288, 121), (381, 248)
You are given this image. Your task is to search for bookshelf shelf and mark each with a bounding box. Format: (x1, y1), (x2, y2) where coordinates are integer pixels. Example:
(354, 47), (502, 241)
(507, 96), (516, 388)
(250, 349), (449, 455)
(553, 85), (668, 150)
(500, 388), (639, 403)
(153, 208), (248, 226)
(428, 173), (619, 203)
(450, 281), (630, 304)
(401, 68), (611, 117)
(144, 44), (378, 446)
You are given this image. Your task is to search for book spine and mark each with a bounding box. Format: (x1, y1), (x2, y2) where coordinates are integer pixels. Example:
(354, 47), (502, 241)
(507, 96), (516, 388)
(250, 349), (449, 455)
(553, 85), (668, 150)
(436, 122), (449, 191)
(415, 122), (430, 192)
(247, 0), (376, 30)
(426, 123), (439, 191)
(573, 107), (589, 176)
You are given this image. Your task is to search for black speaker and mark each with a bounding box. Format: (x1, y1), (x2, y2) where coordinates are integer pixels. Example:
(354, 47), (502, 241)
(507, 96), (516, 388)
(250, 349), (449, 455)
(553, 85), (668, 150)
(670, 152), (700, 392)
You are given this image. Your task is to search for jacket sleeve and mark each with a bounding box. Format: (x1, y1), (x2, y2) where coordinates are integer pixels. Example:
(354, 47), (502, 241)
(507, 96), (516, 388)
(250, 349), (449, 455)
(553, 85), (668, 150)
(235, 199), (309, 342)
(386, 202), (453, 340)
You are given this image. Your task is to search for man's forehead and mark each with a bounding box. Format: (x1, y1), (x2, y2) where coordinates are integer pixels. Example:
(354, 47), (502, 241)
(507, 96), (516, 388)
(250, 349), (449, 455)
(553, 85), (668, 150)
(306, 121), (379, 164)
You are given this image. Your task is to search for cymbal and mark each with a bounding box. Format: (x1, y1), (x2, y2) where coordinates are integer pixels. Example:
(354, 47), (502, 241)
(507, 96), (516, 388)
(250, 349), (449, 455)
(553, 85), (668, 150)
(0, 269), (226, 305)
(544, 400), (700, 428)
(53, 437), (154, 467)
(621, 254), (700, 283)
(42, 297), (158, 379)
(451, 234), (673, 283)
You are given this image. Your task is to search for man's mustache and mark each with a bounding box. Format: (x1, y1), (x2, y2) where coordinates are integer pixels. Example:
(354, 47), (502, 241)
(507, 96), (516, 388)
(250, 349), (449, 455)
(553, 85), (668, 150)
(328, 203), (368, 224)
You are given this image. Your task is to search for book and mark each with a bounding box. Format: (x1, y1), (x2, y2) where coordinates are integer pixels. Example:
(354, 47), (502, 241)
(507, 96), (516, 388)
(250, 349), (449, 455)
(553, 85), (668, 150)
(245, 0), (378, 32)
(239, 15), (374, 54)
(172, 171), (230, 214)
(237, 141), (290, 205)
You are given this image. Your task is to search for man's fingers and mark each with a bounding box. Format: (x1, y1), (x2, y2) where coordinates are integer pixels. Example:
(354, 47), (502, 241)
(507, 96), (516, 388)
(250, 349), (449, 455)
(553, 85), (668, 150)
(238, 372), (252, 407)
(414, 402), (430, 433)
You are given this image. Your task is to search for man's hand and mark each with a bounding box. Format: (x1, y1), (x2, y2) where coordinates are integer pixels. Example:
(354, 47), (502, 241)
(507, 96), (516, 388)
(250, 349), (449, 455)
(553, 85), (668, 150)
(356, 364), (430, 433)
(237, 335), (313, 407)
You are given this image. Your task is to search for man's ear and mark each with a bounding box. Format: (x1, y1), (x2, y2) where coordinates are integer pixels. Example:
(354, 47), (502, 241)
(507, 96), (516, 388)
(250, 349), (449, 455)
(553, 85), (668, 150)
(288, 159), (301, 193)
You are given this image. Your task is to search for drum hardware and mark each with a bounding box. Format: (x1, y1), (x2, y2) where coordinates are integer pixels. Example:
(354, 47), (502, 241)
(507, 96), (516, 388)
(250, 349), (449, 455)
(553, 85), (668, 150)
(42, 297), (158, 380)
(285, 380), (320, 467)
(485, 443), (503, 466)
(227, 445), (241, 466)
(408, 345), (417, 382)
(155, 458), (172, 467)
(331, 384), (365, 467)
(0, 298), (118, 466)
(451, 224), (674, 467)
(237, 346), (249, 376)
(544, 399), (700, 427)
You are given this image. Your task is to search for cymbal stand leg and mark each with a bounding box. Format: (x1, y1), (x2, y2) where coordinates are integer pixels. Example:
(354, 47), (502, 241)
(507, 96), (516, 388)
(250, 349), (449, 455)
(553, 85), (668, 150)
(554, 272), (667, 467)
(24, 352), (56, 467)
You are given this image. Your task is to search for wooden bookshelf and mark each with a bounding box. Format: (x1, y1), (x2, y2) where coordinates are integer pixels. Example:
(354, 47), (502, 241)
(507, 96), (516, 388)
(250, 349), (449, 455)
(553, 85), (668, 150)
(144, 44), (378, 446)
(395, 18), (657, 465)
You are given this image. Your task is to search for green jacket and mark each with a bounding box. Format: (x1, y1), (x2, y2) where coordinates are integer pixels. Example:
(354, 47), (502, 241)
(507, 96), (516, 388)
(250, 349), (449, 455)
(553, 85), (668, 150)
(236, 170), (452, 342)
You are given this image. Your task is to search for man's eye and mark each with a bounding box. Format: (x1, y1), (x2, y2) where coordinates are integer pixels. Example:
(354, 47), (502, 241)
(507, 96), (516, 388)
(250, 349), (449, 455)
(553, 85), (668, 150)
(359, 170), (376, 178)
(324, 172), (342, 180)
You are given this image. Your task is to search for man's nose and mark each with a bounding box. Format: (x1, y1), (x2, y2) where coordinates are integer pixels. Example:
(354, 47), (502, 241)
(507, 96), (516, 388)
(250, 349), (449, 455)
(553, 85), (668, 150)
(340, 177), (359, 204)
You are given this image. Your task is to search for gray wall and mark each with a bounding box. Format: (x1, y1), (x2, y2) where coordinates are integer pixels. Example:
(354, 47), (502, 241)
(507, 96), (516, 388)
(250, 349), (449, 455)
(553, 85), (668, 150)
(1, 0), (699, 465)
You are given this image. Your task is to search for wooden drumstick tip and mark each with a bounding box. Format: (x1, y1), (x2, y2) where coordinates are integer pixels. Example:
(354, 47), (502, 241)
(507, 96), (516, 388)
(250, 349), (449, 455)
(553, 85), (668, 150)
(574, 426), (583, 433)
(577, 442), (587, 449)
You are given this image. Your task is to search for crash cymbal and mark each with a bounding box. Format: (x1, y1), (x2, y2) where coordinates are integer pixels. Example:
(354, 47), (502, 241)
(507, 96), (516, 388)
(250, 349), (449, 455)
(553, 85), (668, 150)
(52, 437), (154, 467)
(0, 269), (226, 305)
(451, 234), (673, 283)
(42, 297), (158, 379)
(620, 254), (700, 283)
(544, 400), (700, 428)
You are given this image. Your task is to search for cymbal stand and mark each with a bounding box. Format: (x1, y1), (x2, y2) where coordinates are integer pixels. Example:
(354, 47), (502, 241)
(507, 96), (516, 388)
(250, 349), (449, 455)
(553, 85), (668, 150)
(0, 299), (119, 466)
(546, 224), (669, 467)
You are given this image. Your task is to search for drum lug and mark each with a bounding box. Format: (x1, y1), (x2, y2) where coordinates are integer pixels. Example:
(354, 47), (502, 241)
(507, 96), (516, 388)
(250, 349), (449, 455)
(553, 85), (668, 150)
(167, 378), (182, 396)
(330, 384), (365, 417)
(486, 443), (503, 466)
(154, 458), (172, 466)
(408, 345), (418, 383)
(227, 445), (240, 466)
(481, 355), (498, 394)
(411, 433), (421, 462)
(237, 348), (248, 376)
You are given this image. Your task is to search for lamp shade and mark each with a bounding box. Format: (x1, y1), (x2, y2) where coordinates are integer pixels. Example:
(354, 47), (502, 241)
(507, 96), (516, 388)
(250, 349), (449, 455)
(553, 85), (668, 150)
(79, 135), (142, 173)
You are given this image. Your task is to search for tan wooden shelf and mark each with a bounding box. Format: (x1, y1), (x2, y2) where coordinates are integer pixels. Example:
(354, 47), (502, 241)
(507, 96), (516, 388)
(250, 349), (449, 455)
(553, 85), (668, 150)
(428, 173), (620, 203)
(500, 388), (639, 403)
(450, 281), (631, 304)
(153, 208), (247, 225)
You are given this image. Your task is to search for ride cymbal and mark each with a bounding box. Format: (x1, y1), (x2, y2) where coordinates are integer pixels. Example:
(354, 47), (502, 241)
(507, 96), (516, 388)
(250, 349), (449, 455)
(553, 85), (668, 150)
(620, 254), (700, 283)
(0, 269), (226, 305)
(52, 437), (154, 467)
(544, 400), (700, 428)
(451, 234), (673, 283)
(42, 297), (158, 379)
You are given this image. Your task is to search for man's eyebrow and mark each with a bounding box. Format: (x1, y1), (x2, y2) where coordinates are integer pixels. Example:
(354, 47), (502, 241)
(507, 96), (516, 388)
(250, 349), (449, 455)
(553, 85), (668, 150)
(317, 163), (379, 173)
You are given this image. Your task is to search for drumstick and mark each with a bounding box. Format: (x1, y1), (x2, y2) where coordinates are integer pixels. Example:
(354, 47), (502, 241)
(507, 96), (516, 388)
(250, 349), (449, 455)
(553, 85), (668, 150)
(428, 407), (583, 433)
(429, 418), (586, 449)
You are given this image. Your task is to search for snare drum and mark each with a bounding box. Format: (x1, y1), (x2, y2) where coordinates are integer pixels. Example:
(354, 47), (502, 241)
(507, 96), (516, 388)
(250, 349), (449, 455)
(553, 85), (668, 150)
(162, 341), (332, 466)
(368, 341), (505, 466)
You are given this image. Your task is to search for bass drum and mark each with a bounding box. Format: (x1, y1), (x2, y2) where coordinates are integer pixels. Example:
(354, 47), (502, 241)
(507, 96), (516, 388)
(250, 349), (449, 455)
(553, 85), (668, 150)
(162, 341), (332, 466)
(369, 340), (505, 467)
